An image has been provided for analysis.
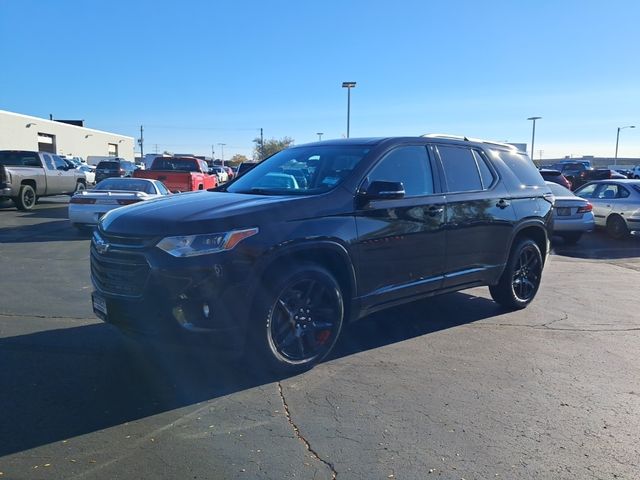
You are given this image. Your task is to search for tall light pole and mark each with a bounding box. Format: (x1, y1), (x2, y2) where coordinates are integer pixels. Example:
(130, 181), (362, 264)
(342, 81), (356, 138)
(614, 125), (635, 164)
(316, 132), (324, 141)
(527, 117), (541, 160)
(217, 143), (226, 166)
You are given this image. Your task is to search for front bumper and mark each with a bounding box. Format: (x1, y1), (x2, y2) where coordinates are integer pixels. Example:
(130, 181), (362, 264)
(90, 232), (253, 348)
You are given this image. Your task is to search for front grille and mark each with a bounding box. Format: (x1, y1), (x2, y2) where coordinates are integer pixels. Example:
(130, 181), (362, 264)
(91, 247), (150, 298)
(97, 230), (158, 248)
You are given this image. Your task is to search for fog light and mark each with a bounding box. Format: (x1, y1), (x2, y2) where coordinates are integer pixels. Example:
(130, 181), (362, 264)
(203, 303), (210, 318)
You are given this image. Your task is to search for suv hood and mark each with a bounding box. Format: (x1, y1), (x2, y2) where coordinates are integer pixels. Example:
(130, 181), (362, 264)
(100, 191), (306, 236)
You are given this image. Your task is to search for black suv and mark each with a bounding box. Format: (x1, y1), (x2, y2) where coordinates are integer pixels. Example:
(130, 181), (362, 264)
(95, 158), (136, 183)
(91, 136), (553, 372)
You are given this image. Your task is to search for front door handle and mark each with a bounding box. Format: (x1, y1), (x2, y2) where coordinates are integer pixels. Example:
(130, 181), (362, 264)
(496, 199), (511, 209)
(427, 206), (444, 217)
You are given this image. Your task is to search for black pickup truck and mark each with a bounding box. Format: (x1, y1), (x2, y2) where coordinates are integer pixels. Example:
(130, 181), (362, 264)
(0, 150), (87, 210)
(550, 162), (625, 190)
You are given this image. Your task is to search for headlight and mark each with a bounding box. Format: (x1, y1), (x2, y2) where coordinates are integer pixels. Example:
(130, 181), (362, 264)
(156, 227), (259, 257)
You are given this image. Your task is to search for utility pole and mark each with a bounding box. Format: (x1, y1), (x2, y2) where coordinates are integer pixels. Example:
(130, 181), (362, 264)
(615, 125), (635, 165)
(211, 145), (215, 161)
(154, 144), (158, 154)
(527, 117), (541, 160)
(260, 128), (264, 160)
(342, 82), (357, 138)
(317, 132), (324, 141)
(218, 143), (226, 166)
(139, 125), (144, 160)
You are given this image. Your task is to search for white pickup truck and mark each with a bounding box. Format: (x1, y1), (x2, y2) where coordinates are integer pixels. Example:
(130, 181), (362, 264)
(0, 150), (87, 210)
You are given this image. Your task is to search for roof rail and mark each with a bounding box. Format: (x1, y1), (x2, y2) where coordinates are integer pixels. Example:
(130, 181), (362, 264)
(421, 133), (519, 151)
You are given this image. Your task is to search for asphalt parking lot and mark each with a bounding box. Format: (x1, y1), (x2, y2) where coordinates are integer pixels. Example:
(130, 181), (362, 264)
(1, 196), (639, 480)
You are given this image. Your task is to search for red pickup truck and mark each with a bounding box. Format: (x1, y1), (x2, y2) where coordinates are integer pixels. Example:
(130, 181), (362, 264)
(133, 157), (218, 192)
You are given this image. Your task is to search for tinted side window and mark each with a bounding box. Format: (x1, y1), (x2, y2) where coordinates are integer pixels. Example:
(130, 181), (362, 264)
(437, 145), (482, 192)
(52, 155), (67, 170)
(494, 150), (546, 187)
(473, 150), (495, 189)
(368, 146), (433, 197)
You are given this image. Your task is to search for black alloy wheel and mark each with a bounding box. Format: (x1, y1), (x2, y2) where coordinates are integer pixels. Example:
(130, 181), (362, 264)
(511, 244), (542, 302)
(253, 264), (344, 373)
(489, 238), (543, 310)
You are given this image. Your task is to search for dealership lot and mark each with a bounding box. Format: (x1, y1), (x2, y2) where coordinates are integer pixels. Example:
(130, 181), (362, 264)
(1, 197), (639, 479)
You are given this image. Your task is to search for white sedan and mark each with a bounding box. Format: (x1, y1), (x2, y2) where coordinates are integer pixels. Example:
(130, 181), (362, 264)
(69, 177), (170, 230)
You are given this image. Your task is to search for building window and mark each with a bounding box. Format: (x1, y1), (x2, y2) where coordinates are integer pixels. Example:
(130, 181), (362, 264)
(37, 133), (56, 153)
(108, 143), (118, 157)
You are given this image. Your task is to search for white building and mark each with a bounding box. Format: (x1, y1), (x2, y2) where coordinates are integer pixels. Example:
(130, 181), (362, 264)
(0, 110), (134, 161)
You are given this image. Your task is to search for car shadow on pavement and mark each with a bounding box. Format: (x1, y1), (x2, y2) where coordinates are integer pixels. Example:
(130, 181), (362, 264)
(0, 219), (90, 243)
(551, 231), (640, 260)
(0, 292), (499, 457)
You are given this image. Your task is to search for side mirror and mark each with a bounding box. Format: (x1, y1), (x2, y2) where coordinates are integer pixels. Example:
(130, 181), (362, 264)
(361, 180), (405, 201)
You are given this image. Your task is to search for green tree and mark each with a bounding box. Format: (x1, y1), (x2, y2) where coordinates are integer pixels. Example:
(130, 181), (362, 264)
(228, 154), (248, 166)
(252, 136), (294, 161)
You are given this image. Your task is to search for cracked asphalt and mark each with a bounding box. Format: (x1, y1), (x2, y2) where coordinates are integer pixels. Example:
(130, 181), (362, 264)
(1, 197), (639, 479)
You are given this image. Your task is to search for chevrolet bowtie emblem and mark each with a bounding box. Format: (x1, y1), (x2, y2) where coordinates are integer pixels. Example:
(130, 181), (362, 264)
(95, 239), (110, 254)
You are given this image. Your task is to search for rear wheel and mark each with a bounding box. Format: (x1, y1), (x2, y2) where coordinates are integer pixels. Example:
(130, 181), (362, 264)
(606, 215), (629, 240)
(14, 184), (36, 211)
(490, 238), (543, 310)
(249, 264), (344, 373)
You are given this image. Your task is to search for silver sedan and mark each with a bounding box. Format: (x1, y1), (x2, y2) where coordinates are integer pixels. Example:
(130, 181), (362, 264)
(573, 179), (640, 239)
(546, 181), (595, 244)
(68, 178), (171, 230)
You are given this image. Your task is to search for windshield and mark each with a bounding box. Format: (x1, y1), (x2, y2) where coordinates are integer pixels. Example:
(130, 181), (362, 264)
(95, 179), (155, 193)
(227, 145), (370, 195)
(546, 181), (572, 196)
(97, 161), (119, 169)
(0, 151), (41, 166)
(152, 158), (199, 171)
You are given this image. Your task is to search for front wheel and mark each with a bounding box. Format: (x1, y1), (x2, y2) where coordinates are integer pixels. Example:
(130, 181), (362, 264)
(490, 238), (543, 310)
(73, 182), (86, 194)
(249, 264), (344, 374)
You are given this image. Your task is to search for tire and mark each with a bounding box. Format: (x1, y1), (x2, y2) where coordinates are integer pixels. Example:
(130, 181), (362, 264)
(14, 184), (36, 211)
(248, 264), (344, 374)
(489, 238), (543, 310)
(560, 232), (582, 245)
(606, 215), (629, 240)
(73, 182), (86, 194)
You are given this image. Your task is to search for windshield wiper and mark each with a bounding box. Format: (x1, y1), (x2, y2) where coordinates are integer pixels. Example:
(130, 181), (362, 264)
(235, 188), (280, 195)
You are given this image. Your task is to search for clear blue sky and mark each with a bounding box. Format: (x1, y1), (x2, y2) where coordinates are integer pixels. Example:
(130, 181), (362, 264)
(1, 0), (639, 160)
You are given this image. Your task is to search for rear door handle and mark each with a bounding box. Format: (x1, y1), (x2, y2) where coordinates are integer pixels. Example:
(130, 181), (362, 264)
(496, 199), (511, 209)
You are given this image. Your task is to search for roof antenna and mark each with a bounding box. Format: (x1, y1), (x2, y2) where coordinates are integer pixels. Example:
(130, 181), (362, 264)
(463, 136), (469, 141)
